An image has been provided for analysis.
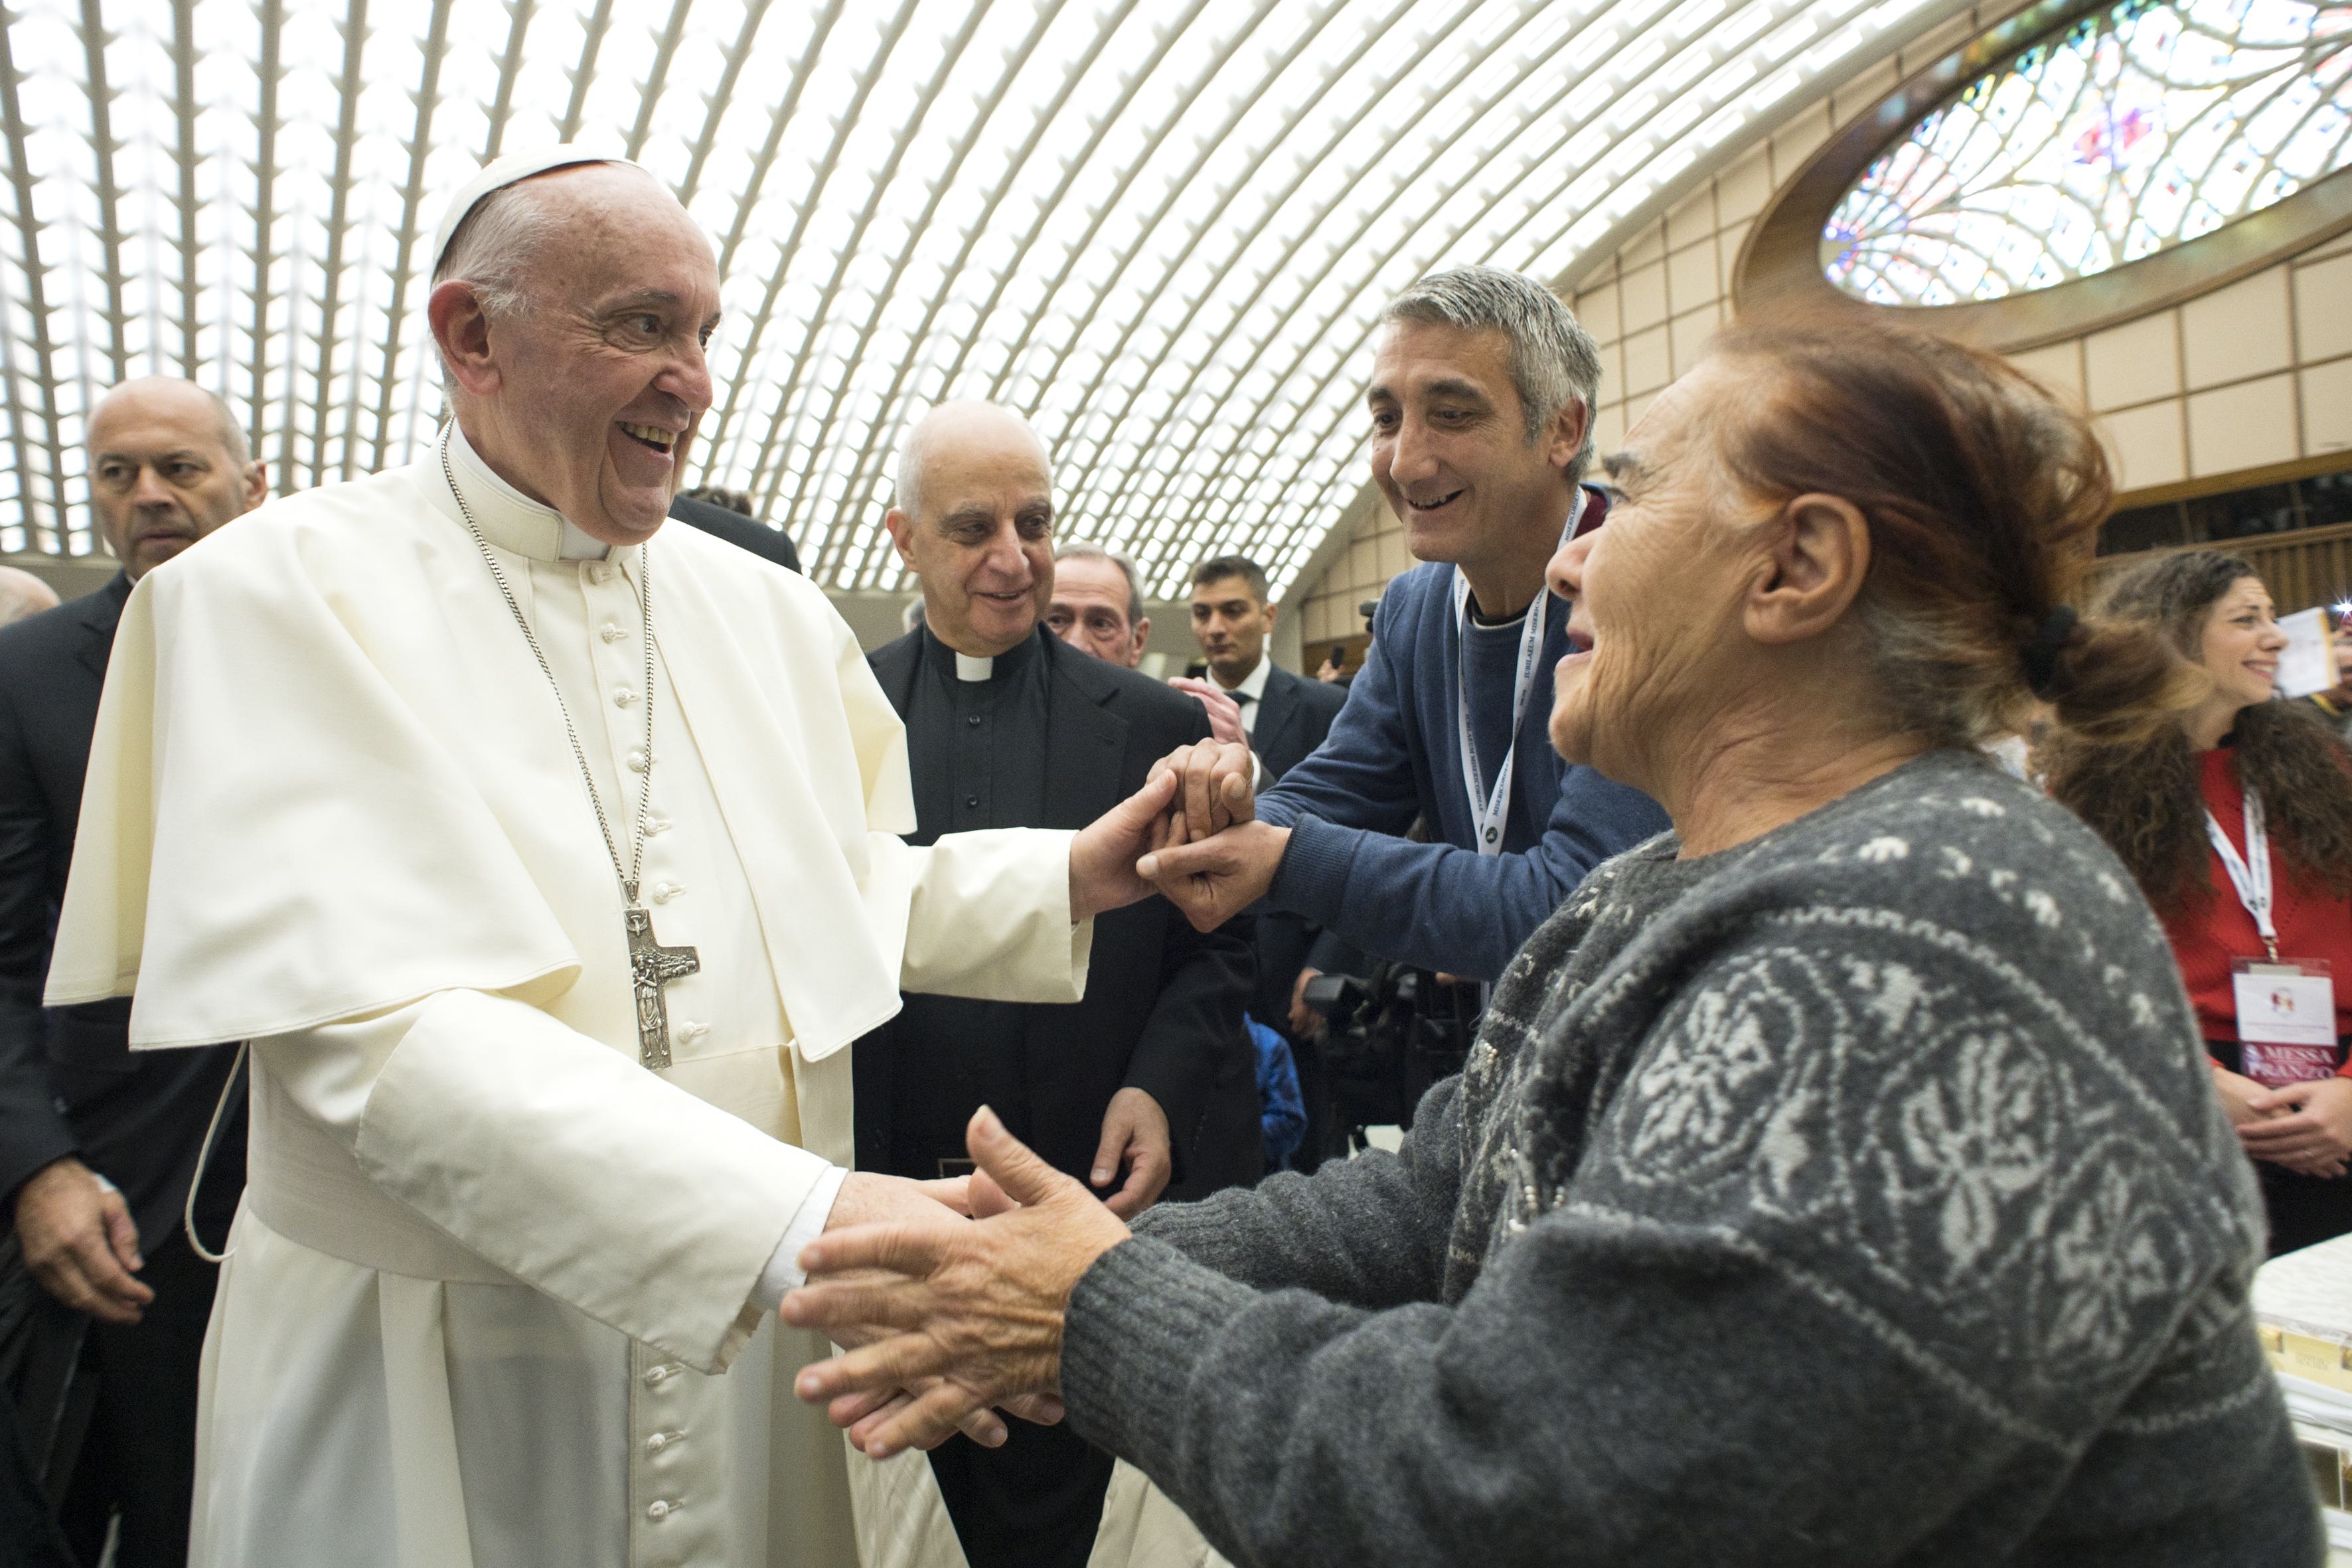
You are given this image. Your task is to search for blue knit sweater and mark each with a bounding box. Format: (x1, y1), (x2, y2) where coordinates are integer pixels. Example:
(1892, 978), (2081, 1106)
(1257, 537), (1670, 981)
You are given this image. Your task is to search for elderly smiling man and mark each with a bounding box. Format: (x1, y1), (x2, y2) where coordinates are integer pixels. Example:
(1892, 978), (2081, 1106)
(42, 149), (1180, 1568)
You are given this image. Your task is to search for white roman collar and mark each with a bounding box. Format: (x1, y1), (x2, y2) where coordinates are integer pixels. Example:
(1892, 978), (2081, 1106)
(1216, 653), (1273, 703)
(955, 652), (994, 682)
(439, 422), (613, 564)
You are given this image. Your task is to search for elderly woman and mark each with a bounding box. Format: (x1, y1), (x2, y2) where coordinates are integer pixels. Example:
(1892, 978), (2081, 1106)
(788, 323), (2321, 1565)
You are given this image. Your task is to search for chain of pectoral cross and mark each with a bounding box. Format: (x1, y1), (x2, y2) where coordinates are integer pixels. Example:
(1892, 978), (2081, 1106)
(440, 425), (700, 1069)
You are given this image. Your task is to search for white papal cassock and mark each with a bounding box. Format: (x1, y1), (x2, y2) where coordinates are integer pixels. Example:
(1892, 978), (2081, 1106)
(43, 426), (1096, 1568)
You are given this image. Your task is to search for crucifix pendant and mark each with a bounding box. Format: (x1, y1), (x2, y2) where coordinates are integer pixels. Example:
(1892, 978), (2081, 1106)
(625, 905), (701, 1069)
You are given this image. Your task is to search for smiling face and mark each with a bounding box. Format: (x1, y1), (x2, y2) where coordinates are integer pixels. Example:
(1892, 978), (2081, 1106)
(2195, 576), (2288, 714)
(886, 404), (1056, 657)
(1367, 321), (1582, 578)
(1545, 361), (1759, 781)
(433, 165), (720, 547)
(86, 378), (267, 580)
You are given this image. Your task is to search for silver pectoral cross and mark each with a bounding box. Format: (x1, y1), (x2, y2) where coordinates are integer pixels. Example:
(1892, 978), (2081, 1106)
(625, 905), (701, 1069)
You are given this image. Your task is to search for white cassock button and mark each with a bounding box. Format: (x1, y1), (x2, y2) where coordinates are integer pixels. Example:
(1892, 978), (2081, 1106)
(588, 563), (615, 585)
(679, 1022), (708, 1043)
(599, 623), (624, 643)
(627, 749), (649, 773)
(652, 882), (682, 903)
(643, 1363), (676, 1387)
(646, 1500), (672, 1521)
(646, 816), (671, 836)
(646, 1430), (678, 1453)
(614, 686), (636, 708)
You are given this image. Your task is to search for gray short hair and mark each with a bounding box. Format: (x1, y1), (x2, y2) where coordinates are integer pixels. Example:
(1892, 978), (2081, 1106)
(433, 182), (560, 324)
(1381, 265), (1601, 481)
(1054, 540), (1142, 628)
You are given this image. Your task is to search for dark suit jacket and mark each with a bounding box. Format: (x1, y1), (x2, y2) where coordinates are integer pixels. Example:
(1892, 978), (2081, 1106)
(666, 495), (800, 572)
(1243, 663), (1348, 1028)
(0, 578), (243, 1249)
(856, 631), (1261, 1198)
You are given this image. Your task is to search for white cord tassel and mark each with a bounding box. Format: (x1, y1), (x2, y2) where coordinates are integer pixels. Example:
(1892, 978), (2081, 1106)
(183, 1042), (248, 1265)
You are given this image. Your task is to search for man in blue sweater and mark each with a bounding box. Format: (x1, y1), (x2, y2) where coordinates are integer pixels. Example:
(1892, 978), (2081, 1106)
(1143, 266), (1668, 982)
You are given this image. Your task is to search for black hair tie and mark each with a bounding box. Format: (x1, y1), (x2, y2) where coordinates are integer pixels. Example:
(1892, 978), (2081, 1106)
(2023, 605), (2079, 697)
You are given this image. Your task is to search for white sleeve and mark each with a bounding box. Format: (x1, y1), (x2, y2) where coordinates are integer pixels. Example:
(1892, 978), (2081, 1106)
(894, 826), (1095, 1002)
(749, 1164), (849, 1308)
(257, 989), (834, 1372)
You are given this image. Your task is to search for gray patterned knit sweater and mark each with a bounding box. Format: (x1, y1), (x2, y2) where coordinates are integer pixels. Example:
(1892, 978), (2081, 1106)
(1061, 749), (2323, 1567)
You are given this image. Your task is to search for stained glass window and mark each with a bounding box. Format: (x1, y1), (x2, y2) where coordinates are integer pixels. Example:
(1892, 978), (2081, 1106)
(1821, 0), (2352, 307)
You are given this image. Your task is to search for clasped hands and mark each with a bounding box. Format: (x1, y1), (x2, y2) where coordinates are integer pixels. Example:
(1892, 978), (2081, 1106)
(787, 1108), (1131, 1460)
(1065, 736), (1291, 934)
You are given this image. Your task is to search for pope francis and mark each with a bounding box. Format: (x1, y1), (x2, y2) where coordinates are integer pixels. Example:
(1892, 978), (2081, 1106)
(42, 149), (1181, 1568)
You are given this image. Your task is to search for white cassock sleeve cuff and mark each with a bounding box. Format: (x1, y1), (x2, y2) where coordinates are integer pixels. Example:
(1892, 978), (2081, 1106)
(751, 1164), (848, 1308)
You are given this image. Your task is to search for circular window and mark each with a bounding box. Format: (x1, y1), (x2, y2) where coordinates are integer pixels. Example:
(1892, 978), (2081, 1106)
(1824, 0), (2352, 307)
(1738, 0), (2352, 349)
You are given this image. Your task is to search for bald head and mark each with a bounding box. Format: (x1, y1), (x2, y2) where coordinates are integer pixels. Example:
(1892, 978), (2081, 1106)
(428, 161), (722, 549)
(0, 566), (58, 627)
(86, 377), (266, 580)
(894, 402), (1050, 524)
(884, 402), (1056, 657)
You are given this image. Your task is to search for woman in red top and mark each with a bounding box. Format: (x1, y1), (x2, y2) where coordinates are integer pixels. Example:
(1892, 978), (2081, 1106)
(2045, 549), (2352, 1254)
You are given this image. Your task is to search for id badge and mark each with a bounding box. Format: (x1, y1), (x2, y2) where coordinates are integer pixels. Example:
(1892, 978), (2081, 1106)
(2233, 959), (2339, 1087)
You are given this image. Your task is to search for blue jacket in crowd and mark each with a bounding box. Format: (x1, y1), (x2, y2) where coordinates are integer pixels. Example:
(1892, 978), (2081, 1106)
(1256, 520), (1671, 982)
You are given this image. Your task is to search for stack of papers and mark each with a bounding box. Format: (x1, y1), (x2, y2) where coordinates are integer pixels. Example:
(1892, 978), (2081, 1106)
(2254, 1236), (2352, 1549)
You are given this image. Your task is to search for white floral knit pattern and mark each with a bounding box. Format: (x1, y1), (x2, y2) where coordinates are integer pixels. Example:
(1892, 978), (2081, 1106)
(1453, 752), (2268, 1448)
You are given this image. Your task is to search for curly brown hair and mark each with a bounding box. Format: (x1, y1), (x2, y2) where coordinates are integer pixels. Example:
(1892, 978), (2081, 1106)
(2039, 550), (2352, 916)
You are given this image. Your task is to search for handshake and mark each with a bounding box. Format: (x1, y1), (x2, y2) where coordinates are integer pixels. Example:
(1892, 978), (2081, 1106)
(1065, 737), (1292, 933)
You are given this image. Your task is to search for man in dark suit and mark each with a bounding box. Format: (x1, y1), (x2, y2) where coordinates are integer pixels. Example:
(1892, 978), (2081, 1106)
(856, 401), (1256, 1568)
(1184, 554), (1348, 1166)
(0, 378), (262, 1567)
(667, 485), (801, 571)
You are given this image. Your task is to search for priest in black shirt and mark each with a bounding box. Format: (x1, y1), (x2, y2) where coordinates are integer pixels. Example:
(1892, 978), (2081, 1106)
(856, 401), (1259, 1568)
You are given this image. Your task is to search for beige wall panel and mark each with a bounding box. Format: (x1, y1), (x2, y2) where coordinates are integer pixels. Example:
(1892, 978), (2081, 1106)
(1668, 240), (1719, 314)
(2084, 311), (2181, 412)
(1624, 324), (1672, 396)
(1667, 187), (1716, 251)
(2187, 374), (2298, 476)
(2180, 267), (2294, 391)
(1670, 305), (1722, 377)
(1594, 400), (1627, 455)
(1348, 537), (1377, 588)
(1716, 147), (1774, 225)
(1377, 531), (1411, 580)
(2098, 401), (2187, 490)
(1770, 102), (1832, 179)
(1832, 60), (1899, 126)
(1593, 339), (1626, 408)
(1623, 220), (1667, 270)
(2007, 341), (2084, 401)
(2303, 358), (2352, 457)
(1575, 279), (1622, 341)
(1717, 220), (1753, 295)
(2294, 251), (2352, 364)
(1621, 262), (1670, 333)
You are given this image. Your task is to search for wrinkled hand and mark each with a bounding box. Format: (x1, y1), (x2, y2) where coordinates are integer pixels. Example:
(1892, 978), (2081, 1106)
(2238, 1075), (2352, 1177)
(1069, 769), (1179, 921)
(1138, 819), (1290, 933)
(785, 1107), (1131, 1458)
(14, 1158), (150, 1325)
(1089, 1087), (1171, 1218)
(811, 1173), (1012, 1448)
(1147, 740), (1255, 845)
(1288, 967), (1324, 1038)
(1166, 678), (1247, 747)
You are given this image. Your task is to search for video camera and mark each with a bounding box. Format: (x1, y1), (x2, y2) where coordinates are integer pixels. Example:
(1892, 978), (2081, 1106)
(1300, 963), (1482, 1149)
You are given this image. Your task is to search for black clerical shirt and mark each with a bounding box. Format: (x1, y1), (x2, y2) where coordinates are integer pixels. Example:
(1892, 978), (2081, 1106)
(903, 624), (1052, 844)
(889, 626), (1056, 1170)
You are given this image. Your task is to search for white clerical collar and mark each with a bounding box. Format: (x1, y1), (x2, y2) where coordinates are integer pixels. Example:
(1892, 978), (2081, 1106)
(440, 422), (613, 564)
(1215, 654), (1273, 703)
(955, 653), (994, 682)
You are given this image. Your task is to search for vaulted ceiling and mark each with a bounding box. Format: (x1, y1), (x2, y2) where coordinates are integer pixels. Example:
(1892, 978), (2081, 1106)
(0, 0), (1970, 596)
